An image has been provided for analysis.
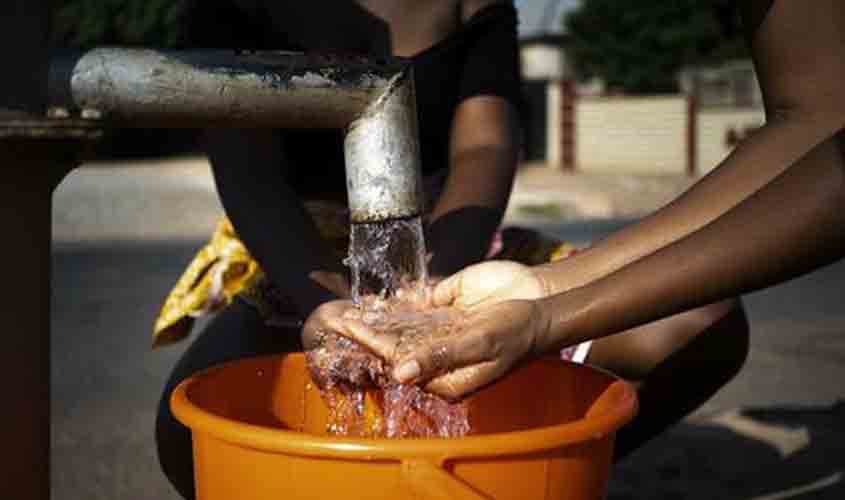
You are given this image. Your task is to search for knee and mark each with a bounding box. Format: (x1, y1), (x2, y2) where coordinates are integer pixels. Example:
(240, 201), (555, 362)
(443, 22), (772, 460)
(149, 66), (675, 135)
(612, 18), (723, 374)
(155, 383), (196, 500)
(593, 298), (750, 381)
(706, 298), (750, 383)
(676, 298), (749, 386)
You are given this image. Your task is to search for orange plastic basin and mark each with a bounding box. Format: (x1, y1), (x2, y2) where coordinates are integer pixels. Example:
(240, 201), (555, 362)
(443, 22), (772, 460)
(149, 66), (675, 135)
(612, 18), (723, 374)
(171, 353), (637, 500)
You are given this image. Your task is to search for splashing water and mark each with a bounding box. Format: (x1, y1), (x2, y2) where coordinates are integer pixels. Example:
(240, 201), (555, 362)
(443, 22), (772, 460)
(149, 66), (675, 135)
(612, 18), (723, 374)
(305, 215), (472, 438)
(344, 216), (429, 306)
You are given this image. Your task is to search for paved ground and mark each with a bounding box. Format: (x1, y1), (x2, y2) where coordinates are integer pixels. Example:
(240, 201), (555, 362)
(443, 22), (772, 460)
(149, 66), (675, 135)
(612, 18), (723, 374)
(506, 163), (697, 223)
(51, 160), (845, 499)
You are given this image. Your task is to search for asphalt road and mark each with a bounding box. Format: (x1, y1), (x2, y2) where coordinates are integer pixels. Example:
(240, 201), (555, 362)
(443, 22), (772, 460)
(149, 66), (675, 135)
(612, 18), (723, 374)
(52, 242), (196, 500)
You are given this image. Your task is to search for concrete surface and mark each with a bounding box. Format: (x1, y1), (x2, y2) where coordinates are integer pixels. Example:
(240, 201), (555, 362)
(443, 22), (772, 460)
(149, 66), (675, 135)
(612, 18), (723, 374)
(51, 159), (845, 499)
(53, 157), (224, 244)
(506, 163), (696, 224)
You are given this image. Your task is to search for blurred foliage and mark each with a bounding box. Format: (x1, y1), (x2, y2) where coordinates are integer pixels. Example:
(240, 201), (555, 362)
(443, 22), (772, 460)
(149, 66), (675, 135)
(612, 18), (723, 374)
(50, 1), (201, 158)
(564, 0), (749, 94)
(51, 0), (186, 49)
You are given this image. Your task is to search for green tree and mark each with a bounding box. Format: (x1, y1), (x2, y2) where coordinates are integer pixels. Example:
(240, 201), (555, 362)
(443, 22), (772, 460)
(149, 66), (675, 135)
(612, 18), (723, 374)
(564, 0), (748, 94)
(51, 0), (186, 49)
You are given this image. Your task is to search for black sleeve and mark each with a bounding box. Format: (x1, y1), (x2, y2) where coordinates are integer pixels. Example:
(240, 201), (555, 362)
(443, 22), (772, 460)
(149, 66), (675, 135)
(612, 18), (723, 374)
(740, 0), (776, 43)
(176, 0), (268, 49)
(457, 4), (523, 110)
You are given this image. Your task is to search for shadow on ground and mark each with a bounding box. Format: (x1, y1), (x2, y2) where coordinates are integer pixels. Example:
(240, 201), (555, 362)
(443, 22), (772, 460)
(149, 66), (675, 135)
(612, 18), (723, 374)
(52, 241), (200, 500)
(610, 402), (845, 500)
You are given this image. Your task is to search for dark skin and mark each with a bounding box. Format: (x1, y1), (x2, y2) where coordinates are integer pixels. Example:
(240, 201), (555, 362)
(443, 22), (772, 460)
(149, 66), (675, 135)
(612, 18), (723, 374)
(307, 0), (845, 456)
(212, 0), (748, 458)
(314, 0), (844, 396)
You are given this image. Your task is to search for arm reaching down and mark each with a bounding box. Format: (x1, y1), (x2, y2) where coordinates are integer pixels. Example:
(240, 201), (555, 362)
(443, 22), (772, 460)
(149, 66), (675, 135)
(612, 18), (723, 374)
(531, 0), (845, 348)
(425, 95), (521, 277)
(534, 0), (845, 296)
(425, 1), (522, 277)
(382, 0), (845, 398)
(206, 129), (348, 319)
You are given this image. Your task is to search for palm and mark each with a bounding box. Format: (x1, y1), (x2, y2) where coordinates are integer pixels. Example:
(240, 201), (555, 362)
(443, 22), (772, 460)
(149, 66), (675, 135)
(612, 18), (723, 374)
(436, 260), (546, 310)
(423, 299), (542, 399)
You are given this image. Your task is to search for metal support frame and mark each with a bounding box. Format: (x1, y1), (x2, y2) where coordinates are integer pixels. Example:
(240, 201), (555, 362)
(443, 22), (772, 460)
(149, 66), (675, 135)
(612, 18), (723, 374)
(0, 141), (85, 500)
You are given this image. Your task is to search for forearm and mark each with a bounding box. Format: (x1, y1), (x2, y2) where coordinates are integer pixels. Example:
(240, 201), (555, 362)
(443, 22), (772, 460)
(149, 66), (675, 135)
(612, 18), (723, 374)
(536, 113), (845, 295)
(206, 129), (346, 317)
(537, 0), (845, 296)
(426, 144), (517, 276)
(535, 129), (845, 353)
(426, 95), (520, 277)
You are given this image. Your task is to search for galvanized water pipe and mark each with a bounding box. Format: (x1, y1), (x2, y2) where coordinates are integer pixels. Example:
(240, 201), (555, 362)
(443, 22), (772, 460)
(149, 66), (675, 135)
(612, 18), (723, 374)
(48, 48), (425, 221)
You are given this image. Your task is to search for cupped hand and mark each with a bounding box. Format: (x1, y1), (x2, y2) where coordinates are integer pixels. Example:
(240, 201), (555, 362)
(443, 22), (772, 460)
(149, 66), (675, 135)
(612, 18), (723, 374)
(301, 296), (433, 359)
(393, 298), (550, 400)
(347, 261), (553, 399)
(301, 299), (357, 351)
(430, 260), (550, 309)
(302, 260), (555, 400)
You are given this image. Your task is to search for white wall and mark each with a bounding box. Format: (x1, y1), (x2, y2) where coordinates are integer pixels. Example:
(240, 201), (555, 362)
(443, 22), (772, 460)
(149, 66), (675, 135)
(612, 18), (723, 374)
(697, 108), (766, 174)
(521, 45), (569, 80)
(539, 90), (765, 175)
(575, 96), (688, 175)
(546, 81), (561, 165)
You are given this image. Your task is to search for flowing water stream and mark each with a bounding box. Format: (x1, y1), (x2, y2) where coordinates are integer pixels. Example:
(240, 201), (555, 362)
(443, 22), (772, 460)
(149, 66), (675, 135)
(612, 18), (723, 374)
(306, 215), (471, 438)
(344, 216), (429, 306)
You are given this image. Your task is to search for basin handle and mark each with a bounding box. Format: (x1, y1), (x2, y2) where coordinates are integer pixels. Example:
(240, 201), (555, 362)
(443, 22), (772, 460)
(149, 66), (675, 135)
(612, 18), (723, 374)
(401, 459), (489, 500)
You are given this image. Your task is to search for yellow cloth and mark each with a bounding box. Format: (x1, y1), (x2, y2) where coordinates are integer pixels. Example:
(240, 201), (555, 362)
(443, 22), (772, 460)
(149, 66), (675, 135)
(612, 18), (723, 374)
(152, 218), (264, 347)
(152, 207), (579, 348)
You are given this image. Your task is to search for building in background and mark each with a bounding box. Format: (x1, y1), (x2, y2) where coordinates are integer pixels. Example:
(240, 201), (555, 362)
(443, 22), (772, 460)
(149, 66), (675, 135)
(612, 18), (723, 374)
(519, 34), (567, 165)
(516, 0), (576, 165)
(679, 60), (763, 109)
(515, 0), (765, 176)
(679, 60), (765, 175)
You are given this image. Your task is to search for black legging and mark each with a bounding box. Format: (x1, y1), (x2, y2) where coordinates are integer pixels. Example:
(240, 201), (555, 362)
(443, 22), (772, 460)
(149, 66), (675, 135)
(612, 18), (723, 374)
(155, 301), (301, 500)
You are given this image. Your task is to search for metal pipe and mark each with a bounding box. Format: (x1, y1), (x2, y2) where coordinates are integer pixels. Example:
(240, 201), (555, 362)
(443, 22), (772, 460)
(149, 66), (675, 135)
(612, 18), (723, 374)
(344, 71), (423, 222)
(48, 48), (425, 221)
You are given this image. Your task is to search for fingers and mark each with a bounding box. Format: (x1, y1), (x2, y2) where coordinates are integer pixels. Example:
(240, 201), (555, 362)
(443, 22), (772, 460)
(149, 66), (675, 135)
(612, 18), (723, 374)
(424, 361), (508, 400)
(303, 301), (403, 360)
(301, 300), (359, 349)
(431, 272), (462, 307)
(334, 317), (399, 361)
(392, 327), (492, 384)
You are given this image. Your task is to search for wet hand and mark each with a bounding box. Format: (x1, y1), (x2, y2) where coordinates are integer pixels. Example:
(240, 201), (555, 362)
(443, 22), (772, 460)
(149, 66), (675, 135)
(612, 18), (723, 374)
(303, 261), (553, 399)
(392, 299), (550, 400)
(393, 261), (552, 399)
(301, 297), (429, 357)
(430, 260), (550, 309)
(301, 299), (357, 351)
